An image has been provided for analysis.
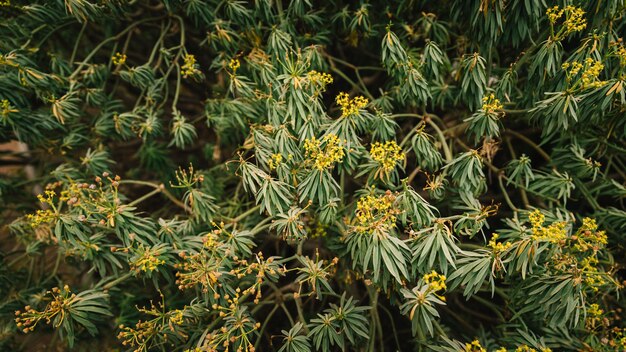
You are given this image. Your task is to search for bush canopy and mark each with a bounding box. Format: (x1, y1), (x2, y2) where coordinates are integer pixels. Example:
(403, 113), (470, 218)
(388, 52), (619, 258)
(1, 0), (626, 351)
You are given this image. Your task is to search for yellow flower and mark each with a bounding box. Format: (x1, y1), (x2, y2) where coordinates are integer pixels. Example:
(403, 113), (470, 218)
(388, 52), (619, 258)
(1, 99), (18, 120)
(481, 93), (503, 114)
(423, 270), (447, 291)
(464, 339), (486, 352)
(268, 153), (283, 170)
(229, 58), (241, 74)
(580, 59), (604, 88)
(0, 0), (10, 6)
(181, 54), (200, 78)
(587, 303), (603, 316)
(563, 6), (586, 34)
(369, 140), (404, 174)
(488, 233), (512, 253)
(111, 52), (127, 66)
(546, 6), (564, 24)
(353, 191), (400, 234)
(335, 92), (368, 117)
(303, 134), (345, 170)
(581, 217), (598, 231)
(308, 70), (333, 86)
(131, 245), (165, 273)
(528, 209), (544, 228)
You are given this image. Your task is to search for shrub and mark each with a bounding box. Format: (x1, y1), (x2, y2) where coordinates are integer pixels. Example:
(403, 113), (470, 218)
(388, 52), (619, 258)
(1, 1), (625, 351)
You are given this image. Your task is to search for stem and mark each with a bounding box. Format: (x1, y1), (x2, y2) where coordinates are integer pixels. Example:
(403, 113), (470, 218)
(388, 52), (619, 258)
(119, 180), (190, 212)
(231, 205), (261, 223)
(127, 188), (162, 207)
(70, 22), (88, 65)
(498, 174), (518, 212)
(101, 272), (134, 290)
(427, 118), (453, 162)
(505, 129), (550, 162)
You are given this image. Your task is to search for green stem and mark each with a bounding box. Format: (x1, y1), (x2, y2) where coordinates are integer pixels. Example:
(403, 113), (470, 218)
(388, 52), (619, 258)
(101, 272), (134, 290)
(427, 118), (453, 162)
(498, 174), (518, 212)
(127, 188), (162, 207)
(70, 22), (88, 65)
(505, 129), (550, 162)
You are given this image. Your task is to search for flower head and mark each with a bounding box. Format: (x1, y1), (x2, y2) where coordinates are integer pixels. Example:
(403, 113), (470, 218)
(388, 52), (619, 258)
(112, 52), (127, 66)
(181, 54), (200, 77)
(229, 58), (241, 74)
(464, 339), (486, 352)
(369, 141), (404, 174)
(481, 94), (502, 114)
(303, 134), (345, 170)
(423, 270), (446, 291)
(335, 92), (368, 117)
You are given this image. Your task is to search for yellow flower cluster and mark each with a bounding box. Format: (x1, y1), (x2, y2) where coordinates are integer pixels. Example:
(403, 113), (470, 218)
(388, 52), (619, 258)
(354, 191), (398, 230)
(0, 0), (9, 6)
(481, 93), (503, 113)
(181, 54), (199, 77)
(563, 6), (586, 33)
(564, 58), (605, 88)
(581, 59), (604, 88)
(488, 233), (512, 253)
(547, 6), (586, 34)
(36, 190), (56, 205)
(1, 99), (17, 119)
(562, 61), (583, 76)
(586, 303), (604, 329)
(573, 217), (607, 252)
(268, 153), (283, 170)
(335, 92), (368, 117)
(26, 209), (55, 228)
(528, 209), (567, 243)
(112, 52), (127, 66)
(528, 209), (545, 227)
(308, 70), (333, 85)
(546, 6), (563, 24)
(229, 58), (240, 73)
(588, 303), (603, 316)
(131, 246), (165, 273)
(423, 270), (446, 291)
(464, 340), (486, 352)
(579, 256), (607, 292)
(303, 134), (345, 170)
(369, 140), (404, 173)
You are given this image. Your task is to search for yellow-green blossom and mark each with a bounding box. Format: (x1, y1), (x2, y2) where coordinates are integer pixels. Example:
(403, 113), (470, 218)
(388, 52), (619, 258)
(308, 70), (333, 85)
(423, 270), (447, 291)
(335, 92), (368, 117)
(464, 339), (486, 352)
(369, 140), (404, 174)
(229, 58), (240, 74)
(481, 93), (502, 113)
(268, 153), (283, 170)
(488, 233), (512, 253)
(181, 54), (199, 77)
(303, 134), (345, 170)
(112, 52), (127, 66)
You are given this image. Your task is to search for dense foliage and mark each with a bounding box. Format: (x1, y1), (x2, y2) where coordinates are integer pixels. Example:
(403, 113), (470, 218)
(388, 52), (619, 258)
(1, 0), (626, 351)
